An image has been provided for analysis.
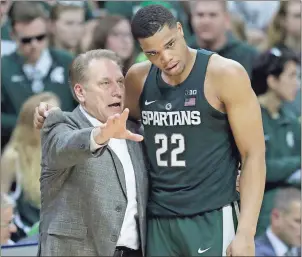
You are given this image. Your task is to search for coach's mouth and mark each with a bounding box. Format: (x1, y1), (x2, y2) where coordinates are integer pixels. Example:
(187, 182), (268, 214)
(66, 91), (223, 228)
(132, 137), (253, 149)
(108, 102), (121, 107)
(108, 102), (122, 111)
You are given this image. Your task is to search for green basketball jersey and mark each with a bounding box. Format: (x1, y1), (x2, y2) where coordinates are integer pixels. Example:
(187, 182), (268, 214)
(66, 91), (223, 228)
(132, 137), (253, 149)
(139, 49), (240, 217)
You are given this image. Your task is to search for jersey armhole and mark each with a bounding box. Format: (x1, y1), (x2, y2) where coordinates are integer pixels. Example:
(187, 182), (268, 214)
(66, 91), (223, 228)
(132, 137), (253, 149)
(199, 52), (228, 118)
(138, 64), (156, 110)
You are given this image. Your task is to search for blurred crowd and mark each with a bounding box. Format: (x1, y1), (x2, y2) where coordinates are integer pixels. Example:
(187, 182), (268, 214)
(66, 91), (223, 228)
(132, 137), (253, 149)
(0, 0), (301, 255)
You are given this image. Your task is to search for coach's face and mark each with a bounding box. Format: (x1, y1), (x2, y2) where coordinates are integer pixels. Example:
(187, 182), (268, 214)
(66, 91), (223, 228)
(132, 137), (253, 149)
(78, 58), (125, 123)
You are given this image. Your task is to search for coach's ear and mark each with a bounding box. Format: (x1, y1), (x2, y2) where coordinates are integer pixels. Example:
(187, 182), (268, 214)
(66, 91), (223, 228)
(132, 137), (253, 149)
(74, 83), (85, 104)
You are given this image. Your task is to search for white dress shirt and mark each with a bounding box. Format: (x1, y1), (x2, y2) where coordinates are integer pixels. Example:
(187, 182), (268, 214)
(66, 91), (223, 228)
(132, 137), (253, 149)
(79, 106), (139, 250)
(266, 227), (298, 256)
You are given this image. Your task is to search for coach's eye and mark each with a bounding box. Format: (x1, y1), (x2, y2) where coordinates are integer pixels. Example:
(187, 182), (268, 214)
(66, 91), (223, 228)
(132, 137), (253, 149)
(100, 81), (110, 86)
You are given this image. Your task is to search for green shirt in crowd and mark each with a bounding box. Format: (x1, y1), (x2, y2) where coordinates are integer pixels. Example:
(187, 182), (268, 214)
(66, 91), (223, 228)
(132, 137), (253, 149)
(188, 32), (258, 78)
(256, 106), (301, 236)
(1, 48), (76, 145)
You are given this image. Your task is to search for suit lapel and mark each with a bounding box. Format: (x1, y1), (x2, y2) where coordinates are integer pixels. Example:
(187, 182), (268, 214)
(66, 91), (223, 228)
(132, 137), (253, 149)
(71, 106), (128, 198)
(107, 147), (127, 198)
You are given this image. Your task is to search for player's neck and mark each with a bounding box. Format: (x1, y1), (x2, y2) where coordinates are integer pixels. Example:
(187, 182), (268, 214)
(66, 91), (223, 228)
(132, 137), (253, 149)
(258, 92), (282, 118)
(161, 48), (197, 86)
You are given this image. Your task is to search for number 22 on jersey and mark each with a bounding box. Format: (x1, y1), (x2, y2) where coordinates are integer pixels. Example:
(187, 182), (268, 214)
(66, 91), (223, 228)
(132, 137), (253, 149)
(155, 133), (186, 167)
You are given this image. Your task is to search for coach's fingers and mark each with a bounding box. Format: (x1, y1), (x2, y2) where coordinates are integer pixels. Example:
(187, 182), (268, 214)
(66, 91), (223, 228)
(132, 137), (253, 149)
(126, 130), (144, 142)
(38, 102), (49, 117)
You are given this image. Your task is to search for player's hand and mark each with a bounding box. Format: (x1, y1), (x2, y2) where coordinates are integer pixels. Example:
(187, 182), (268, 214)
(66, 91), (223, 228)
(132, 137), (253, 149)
(34, 102), (60, 129)
(93, 108), (144, 144)
(226, 231), (255, 256)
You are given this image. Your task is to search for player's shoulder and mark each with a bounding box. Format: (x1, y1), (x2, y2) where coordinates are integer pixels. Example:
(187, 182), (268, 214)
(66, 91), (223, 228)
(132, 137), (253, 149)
(127, 60), (152, 77)
(125, 60), (152, 88)
(207, 54), (248, 81)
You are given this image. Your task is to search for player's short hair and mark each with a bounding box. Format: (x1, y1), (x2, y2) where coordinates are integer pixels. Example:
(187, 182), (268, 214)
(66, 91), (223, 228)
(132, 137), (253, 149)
(69, 49), (123, 102)
(131, 4), (177, 40)
(274, 187), (300, 214)
(251, 47), (299, 96)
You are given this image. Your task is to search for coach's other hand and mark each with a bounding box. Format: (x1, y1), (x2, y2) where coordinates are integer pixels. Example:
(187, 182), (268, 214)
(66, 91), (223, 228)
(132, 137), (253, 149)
(93, 108), (144, 144)
(34, 102), (60, 129)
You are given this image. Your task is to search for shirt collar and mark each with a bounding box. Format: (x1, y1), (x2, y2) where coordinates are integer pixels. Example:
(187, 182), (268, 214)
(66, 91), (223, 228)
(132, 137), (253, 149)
(23, 49), (52, 79)
(79, 105), (102, 127)
(266, 227), (289, 256)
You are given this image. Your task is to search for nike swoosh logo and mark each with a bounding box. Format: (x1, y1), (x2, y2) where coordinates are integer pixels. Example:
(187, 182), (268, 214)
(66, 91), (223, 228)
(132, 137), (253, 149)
(145, 100), (157, 105)
(198, 247), (211, 254)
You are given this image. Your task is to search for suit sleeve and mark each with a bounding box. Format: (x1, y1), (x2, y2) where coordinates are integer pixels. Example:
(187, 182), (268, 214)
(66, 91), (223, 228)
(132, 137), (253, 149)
(41, 110), (106, 170)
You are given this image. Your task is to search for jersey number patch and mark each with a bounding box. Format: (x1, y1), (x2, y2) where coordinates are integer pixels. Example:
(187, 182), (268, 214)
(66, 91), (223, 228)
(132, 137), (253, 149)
(155, 133), (186, 167)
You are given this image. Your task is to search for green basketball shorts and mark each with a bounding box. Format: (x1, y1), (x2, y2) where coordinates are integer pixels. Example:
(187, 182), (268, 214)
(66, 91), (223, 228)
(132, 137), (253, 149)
(146, 201), (240, 257)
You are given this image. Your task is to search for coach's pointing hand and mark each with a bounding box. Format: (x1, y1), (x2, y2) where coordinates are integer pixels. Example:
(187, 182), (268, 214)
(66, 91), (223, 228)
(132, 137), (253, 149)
(93, 108), (144, 144)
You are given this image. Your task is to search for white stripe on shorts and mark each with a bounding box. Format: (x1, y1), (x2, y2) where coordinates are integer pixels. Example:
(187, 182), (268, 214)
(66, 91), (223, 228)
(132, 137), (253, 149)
(222, 202), (239, 256)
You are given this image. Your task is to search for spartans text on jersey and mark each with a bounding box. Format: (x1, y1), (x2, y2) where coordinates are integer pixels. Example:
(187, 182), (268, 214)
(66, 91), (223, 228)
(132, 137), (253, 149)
(141, 111), (201, 126)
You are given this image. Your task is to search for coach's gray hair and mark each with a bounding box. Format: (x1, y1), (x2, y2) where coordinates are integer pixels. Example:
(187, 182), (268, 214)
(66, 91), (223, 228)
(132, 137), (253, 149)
(274, 187), (300, 214)
(69, 49), (123, 101)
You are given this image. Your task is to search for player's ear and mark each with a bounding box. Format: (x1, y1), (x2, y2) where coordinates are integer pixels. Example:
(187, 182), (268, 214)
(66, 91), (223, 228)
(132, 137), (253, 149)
(176, 22), (184, 37)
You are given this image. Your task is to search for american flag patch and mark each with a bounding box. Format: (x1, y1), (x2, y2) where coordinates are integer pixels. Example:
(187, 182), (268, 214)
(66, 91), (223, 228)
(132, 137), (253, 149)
(184, 97), (196, 107)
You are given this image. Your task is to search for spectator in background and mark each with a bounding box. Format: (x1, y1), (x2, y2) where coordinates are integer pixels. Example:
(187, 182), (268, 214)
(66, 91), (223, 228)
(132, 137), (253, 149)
(266, 1), (301, 118)
(1, 0), (12, 40)
(255, 188), (301, 256)
(49, 2), (85, 55)
(89, 15), (136, 75)
(230, 15), (247, 42)
(189, 0), (258, 77)
(1, 1), (75, 149)
(39, 0), (94, 21)
(105, 1), (192, 42)
(251, 48), (301, 237)
(79, 19), (99, 53)
(1, 0), (16, 56)
(1, 92), (61, 242)
(228, 1), (280, 51)
(1, 193), (17, 245)
(266, 1), (301, 60)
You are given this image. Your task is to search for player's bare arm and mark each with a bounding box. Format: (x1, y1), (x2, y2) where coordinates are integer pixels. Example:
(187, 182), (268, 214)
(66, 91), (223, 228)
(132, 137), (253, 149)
(124, 61), (152, 120)
(208, 55), (266, 256)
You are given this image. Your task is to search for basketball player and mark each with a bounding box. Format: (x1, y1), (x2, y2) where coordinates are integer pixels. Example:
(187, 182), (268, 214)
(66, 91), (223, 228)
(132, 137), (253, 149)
(33, 4), (266, 256)
(125, 4), (265, 257)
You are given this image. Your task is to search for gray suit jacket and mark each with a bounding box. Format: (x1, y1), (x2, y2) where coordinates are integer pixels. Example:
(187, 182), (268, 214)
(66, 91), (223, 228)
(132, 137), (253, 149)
(38, 106), (149, 256)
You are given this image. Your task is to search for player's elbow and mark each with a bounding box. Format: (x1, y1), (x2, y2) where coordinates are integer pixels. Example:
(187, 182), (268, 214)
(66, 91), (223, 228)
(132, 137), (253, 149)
(241, 149), (266, 175)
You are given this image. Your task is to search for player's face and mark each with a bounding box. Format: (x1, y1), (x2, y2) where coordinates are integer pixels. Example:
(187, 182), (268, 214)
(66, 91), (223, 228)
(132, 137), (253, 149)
(269, 60), (299, 102)
(138, 23), (188, 76)
(75, 58), (125, 123)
